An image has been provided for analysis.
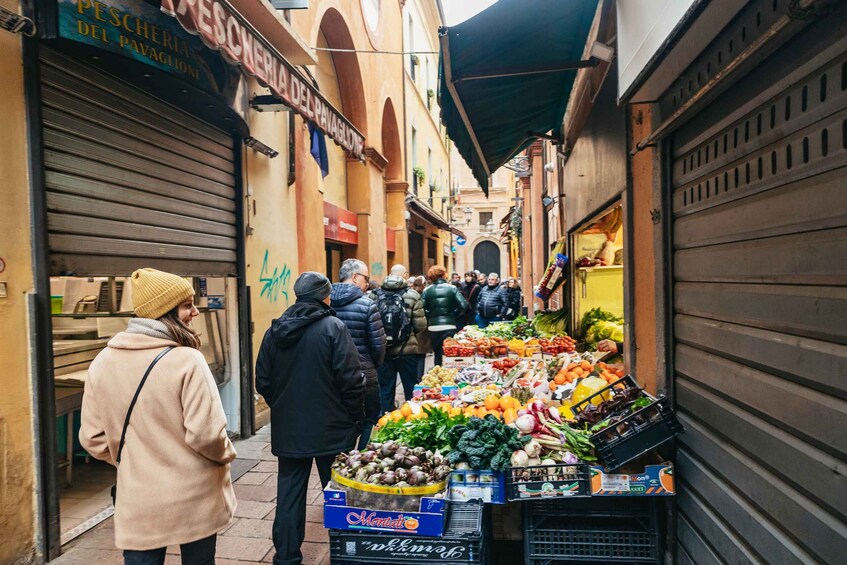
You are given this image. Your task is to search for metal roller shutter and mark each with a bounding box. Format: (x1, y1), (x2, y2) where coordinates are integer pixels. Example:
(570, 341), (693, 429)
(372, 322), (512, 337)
(40, 48), (238, 276)
(667, 10), (847, 565)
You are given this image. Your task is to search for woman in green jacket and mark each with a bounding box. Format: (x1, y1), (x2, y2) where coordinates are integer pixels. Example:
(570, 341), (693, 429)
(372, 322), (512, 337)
(421, 265), (468, 366)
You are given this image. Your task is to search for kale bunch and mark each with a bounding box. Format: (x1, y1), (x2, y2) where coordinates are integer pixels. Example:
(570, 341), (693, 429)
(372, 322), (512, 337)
(447, 416), (529, 471)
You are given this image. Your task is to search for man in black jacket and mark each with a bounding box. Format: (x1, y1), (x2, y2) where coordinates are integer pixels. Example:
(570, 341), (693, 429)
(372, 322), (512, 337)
(256, 272), (364, 565)
(476, 272), (508, 328)
(461, 271), (482, 327)
(330, 259), (386, 449)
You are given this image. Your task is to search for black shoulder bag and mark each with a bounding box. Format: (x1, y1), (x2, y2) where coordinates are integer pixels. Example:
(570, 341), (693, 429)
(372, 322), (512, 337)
(111, 346), (174, 505)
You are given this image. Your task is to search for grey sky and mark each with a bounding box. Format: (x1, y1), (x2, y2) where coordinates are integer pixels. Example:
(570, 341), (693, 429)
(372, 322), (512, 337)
(441, 0), (497, 25)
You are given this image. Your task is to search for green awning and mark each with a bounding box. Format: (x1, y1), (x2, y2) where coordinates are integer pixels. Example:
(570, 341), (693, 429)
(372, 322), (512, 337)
(439, 0), (599, 194)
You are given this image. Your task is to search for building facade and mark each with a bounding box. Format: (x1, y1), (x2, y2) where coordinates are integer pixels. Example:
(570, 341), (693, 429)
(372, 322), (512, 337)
(402, 0), (456, 277)
(0, 0), (431, 560)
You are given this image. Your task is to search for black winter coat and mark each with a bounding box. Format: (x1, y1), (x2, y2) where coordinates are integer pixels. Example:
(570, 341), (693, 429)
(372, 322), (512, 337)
(421, 279), (469, 328)
(477, 284), (508, 319)
(330, 283), (386, 374)
(255, 299), (365, 457)
(503, 287), (522, 320)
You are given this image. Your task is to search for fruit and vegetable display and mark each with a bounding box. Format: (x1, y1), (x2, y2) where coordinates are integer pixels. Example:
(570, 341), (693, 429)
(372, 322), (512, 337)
(580, 307), (624, 346)
(420, 366), (458, 387)
(442, 338), (476, 357)
(531, 308), (570, 337)
(375, 405), (468, 452)
(447, 415), (530, 471)
(332, 441), (452, 487)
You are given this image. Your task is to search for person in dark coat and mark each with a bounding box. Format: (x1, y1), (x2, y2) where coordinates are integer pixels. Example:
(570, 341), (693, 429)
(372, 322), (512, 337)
(330, 259), (386, 450)
(256, 272), (364, 565)
(461, 271), (482, 327)
(503, 277), (522, 320)
(476, 273), (508, 328)
(421, 265), (468, 366)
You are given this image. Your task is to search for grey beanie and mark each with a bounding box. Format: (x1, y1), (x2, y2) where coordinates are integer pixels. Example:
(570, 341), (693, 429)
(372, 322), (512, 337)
(293, 271), (332, 301)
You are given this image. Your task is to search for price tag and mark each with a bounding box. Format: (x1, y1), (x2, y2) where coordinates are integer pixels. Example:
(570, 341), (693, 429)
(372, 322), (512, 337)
(601, 474), (631, 492)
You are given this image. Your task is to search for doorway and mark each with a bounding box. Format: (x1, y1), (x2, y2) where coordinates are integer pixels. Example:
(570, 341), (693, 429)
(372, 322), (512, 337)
(473, 241), (501, 275)
(409, 232), (424, 276)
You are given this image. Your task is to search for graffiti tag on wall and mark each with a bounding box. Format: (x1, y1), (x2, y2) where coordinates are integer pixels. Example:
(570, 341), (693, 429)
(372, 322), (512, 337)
(259, 249), (292, 305)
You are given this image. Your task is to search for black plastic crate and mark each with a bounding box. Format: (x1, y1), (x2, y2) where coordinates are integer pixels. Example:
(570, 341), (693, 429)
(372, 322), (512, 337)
(330, 501), (487, 564)
(524, 498), (661, 564)
(505, 463), (591, 501)
(572, 376), (684, 470)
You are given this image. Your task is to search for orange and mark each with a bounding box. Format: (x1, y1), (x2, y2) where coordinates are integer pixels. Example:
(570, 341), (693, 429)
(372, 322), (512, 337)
(390, 410), (403, 422)
(464, 407), (475, 417)
(400, 403), (413, 417)
(502, 408), (518, 424)
(549, 381), (558, 392)
(487, 409), (501, 418)
(377, 416), (389, 428)
(566, 362), (578, 371)
(486, 384), (498, 390)
(573, 367), (585, 377)
(566, 371), (578, 383)
(484, 395), (501, 411)
(474, 406), (488, 419)
(553, 373), (567, 385)
(580, 360), (593, 372)
(498, 396), (512, 411)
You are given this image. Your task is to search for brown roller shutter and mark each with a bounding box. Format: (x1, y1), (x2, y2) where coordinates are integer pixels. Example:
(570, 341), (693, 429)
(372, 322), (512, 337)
(665, 6), (847, 564)
(40, 48), (238, 276)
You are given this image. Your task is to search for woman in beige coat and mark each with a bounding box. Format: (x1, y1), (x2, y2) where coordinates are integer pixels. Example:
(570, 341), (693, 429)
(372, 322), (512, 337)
(80, 268), (236, 565)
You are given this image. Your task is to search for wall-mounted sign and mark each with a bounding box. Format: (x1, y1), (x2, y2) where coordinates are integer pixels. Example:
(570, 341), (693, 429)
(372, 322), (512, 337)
(386, 227), (397, 253)
(57, 0), (236, 95)
(161, 0), (365, 160)
(324, 201), (359, 245)
(456, 236), (467, 246)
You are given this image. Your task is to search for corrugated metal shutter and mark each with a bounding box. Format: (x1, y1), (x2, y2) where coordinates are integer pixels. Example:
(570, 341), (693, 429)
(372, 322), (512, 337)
(668, 13), (847, 565)
(40, 48), (238, 276)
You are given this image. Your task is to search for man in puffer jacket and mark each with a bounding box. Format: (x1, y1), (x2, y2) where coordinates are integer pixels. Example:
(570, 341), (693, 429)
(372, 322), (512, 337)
(374, 274), (428, 413)
(330, 259), (386, 449)
(476, 273), (508, 328)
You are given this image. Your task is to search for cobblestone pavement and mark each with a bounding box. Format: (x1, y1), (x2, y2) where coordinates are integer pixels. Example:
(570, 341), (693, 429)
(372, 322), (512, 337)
(53, 426), (330, 565)
(53, 368), (425, 565)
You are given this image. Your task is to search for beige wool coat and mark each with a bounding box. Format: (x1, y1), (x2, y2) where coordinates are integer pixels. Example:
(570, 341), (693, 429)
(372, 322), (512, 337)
(80, 331), (237, 550)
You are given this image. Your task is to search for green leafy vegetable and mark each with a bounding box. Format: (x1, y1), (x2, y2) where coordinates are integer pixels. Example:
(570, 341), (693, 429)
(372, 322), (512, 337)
(447, 415), (529, 471)
(373, 406), (468, 452)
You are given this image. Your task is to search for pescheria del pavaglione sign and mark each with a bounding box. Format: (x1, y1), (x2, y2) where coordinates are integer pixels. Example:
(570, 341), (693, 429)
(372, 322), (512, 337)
(160, 0), (365, 160)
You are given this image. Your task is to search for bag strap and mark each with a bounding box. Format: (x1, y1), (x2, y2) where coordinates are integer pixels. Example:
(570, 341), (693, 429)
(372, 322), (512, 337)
(116, 346), (174, 464)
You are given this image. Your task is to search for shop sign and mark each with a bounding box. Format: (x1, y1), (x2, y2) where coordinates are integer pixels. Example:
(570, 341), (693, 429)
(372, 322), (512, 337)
(324, 201), (359, 245)
(58, 0), (231, 95)
(161, 0), (365, 160)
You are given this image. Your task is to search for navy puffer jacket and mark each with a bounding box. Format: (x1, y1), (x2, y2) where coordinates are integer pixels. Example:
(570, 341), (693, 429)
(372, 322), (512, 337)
(477, 284), (508, 319)
(330, 283), (386, 374)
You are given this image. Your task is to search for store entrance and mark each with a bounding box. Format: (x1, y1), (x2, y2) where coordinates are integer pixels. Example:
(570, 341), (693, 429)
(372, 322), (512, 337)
(51, 275), (240, 545)
(409, 232), (424, 276)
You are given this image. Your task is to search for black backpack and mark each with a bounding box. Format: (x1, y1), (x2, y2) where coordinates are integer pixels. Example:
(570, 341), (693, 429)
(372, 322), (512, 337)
(375, 289), (412, 347)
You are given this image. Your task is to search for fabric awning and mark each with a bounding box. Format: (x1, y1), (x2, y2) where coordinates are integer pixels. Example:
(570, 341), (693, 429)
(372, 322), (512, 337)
(439, 0), (599, 194)
(407, 198), (465, 239)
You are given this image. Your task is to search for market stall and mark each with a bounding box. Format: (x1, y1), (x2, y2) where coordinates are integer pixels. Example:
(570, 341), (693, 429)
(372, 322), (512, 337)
(321, 318), (682, 564)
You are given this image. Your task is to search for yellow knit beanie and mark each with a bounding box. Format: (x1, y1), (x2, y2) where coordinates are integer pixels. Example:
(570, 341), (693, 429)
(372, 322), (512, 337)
(131, 268), (195, 320)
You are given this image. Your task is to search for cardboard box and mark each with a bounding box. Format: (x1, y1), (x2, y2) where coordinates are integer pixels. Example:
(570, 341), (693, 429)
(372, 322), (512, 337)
(589, 463), (675, 496)
(442, 356), (476, 368)
(446, 469), (505, 504)
(323, 490), (447, 536)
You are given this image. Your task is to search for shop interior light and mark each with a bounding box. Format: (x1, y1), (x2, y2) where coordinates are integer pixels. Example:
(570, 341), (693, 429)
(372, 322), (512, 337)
(0, 6), (35, 35)
(244, 136), (279, 158)
(250, 95), (292, 113)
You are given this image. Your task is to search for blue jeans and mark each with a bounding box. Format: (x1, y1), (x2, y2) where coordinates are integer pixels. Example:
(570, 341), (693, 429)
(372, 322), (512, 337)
(377, 356), (421, 413)
(123, 534), (216, 565)
(476, 314), (502, 328)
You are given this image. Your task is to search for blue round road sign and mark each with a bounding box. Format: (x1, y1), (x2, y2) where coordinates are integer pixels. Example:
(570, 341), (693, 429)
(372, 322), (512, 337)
(456, 236), (467, 246)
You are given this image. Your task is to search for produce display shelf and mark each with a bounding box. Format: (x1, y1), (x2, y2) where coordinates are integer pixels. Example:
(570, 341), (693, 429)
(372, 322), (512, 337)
(572, 376), (684, 471)
(524, 498), (661, 564)
(505, 463), (591, 502)
(329, 501), (487, 564)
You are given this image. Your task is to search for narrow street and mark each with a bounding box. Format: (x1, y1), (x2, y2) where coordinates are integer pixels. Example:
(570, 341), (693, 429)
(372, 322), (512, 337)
(53, 426), (331, 565)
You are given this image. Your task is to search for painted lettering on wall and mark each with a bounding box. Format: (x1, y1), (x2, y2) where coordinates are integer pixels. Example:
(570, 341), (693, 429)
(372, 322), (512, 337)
(259, 250), (292, 305)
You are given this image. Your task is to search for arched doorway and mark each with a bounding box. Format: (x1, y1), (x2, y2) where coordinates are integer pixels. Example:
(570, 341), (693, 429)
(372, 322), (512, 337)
(474, 241), (501, 276)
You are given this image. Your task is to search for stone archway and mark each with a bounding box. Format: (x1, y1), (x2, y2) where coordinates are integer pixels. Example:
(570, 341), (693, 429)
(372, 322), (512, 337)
(473, 240), (502, 276)
(381, 97), (407, 267)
